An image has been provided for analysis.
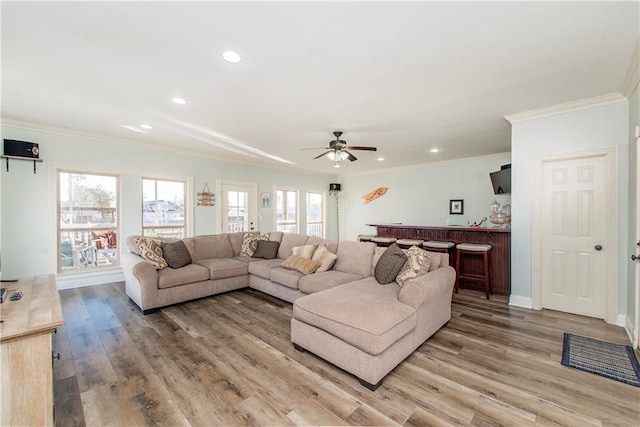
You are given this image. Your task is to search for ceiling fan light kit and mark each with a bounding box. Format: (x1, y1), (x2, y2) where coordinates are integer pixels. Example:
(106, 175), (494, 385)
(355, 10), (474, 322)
(305, 131), (377, 167)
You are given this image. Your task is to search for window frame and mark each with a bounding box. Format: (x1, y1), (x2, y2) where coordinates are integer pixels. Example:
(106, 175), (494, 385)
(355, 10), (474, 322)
(57, 169), (120, 274)
(275, 188), (299, 234)
(142, 177), (187, 239)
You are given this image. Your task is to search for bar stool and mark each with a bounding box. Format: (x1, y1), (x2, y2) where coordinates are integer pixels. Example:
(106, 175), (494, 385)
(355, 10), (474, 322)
(396, 238), (424, 249)
(423, 241), (456, 266)
(455, 243), (492, 299)
(357, 234), (375, 242)
(371, 237), (397, 247)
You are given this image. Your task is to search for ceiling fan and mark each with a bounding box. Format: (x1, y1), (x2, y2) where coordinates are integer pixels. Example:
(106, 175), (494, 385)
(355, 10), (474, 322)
(303, 131), (377, 165)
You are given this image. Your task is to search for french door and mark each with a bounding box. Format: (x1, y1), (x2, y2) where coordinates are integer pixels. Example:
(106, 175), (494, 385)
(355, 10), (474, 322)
(219, 181), (257, 233)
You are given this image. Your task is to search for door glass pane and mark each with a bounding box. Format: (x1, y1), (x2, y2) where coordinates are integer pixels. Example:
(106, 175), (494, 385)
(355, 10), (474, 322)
(306, 192), (323, 237)
(227, 190), (249, 232)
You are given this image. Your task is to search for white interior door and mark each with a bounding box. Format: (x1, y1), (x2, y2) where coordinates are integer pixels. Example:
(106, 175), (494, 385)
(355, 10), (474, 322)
(540, 155), (608, 318)
(634, 128), (640, 348)
(220, 182), (257, 233)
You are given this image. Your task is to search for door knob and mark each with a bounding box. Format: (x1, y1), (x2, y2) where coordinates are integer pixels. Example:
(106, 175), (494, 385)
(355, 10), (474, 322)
(632, 254), (639, 261)
(594, 245), (603, 251)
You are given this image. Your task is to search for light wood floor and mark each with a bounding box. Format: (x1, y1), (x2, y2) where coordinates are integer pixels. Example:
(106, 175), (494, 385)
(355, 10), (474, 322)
(53, 283), (640, 427)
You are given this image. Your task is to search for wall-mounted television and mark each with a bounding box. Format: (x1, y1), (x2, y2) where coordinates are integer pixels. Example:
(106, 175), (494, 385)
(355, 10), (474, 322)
(490, 164), (511, 194)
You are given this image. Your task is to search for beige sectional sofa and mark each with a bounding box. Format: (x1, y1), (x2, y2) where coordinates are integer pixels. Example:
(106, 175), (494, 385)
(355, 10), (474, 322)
(121, 231), (455, 390)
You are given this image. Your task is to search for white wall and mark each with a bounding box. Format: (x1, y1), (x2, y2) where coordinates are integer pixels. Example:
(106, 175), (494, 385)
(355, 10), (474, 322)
(510, 100), (629, 316)
(339, 154), (511, 241)
(0, 123), (335, 281)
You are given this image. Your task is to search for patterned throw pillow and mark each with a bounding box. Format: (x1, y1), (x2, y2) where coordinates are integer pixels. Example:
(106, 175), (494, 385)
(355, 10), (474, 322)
(292, 244), (318, 259)
(251, 240), (280, 259)
(239, 232), (270, 256)
(281, 254), (321, 275)
(161, 240), (192, 269)
(374, 243), (407, 284)
(396, 246), (431, 287)
(133, 236), (168, 269)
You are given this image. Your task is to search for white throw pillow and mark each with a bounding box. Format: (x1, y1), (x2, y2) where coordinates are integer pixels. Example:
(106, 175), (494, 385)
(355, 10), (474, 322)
(292, 244), (318, 259)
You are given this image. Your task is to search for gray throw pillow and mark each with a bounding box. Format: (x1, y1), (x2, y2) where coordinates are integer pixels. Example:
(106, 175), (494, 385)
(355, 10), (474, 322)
(374, 243), (407, 284)
(252, 240), (280, 259)
(162, 240), (192, 269)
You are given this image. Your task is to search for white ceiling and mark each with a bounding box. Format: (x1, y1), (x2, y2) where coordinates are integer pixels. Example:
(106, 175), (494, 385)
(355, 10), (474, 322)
(2, 1), (638, 175)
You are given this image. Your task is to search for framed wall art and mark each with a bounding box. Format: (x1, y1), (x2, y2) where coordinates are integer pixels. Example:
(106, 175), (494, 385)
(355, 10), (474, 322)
(449, 199), (464, 215)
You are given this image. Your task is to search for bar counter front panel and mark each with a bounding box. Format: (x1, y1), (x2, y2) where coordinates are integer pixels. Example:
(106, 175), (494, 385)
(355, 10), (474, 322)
(371, 224), (511, 296)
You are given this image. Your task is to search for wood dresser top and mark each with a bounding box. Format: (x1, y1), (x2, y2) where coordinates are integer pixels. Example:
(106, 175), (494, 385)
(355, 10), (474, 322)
(0, 275), (64, 342)
(368, 224), (511, 233)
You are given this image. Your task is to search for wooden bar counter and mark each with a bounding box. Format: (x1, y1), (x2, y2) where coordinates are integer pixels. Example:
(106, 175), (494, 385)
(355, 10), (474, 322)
(1, 275), (64, 426)
(370, 224), (511, 296)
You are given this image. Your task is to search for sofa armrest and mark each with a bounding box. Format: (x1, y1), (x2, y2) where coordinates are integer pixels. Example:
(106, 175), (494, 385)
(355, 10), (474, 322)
(398, 266), (455, 309)
(121, 250), (159, 311)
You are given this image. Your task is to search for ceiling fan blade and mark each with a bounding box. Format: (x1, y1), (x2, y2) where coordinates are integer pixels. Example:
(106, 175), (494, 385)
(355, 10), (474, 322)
(348, 146), (377, 151)
(345, 150), (358, 161)
(301, 147), (331, 150)
(313, 150), (333, 159)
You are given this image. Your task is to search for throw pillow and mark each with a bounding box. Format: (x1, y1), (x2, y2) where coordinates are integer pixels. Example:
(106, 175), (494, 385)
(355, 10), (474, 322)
(162, 240), (192, 269)
(311, 244), (328, 261)
(396, 246), (431, 287)
(252, 240), (280, 259)
(281, 254), (321, 275)
(133, 236), (168, 269)
(316, 251), (338, 273)
(292, 244), (318, 259)
(239, 232), (270, 257)
(374, 243), (407, 284)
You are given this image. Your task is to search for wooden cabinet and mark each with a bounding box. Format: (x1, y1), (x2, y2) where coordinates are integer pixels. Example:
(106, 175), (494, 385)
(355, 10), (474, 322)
(1, 275), (64, 426)
(371, 224), (511, 296)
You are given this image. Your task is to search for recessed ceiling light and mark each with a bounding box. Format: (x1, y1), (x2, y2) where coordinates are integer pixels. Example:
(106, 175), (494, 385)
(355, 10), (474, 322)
(430, 148), (440, 153)
(377, 157), (384, 161)
(140, 124), (153, 130)
(222, 51), (242, 64)
(171, 97), (186, 105)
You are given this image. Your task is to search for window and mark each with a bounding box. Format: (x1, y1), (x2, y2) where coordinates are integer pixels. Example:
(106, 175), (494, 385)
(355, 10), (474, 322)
(143, 179), (186, 238)
(58, 171), (118, 272)
(276, 189), (297, 233)
(306, 192), (324, 237)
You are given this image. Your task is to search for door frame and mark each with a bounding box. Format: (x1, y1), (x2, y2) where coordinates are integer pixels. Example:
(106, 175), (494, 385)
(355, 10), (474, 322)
(215, 179), (258, 233)
(531, 147), (619, 324)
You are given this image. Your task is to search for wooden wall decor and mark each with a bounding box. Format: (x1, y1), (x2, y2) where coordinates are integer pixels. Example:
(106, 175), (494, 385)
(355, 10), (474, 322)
(363, 187), (388, 204)
(197, 183), (215, 206)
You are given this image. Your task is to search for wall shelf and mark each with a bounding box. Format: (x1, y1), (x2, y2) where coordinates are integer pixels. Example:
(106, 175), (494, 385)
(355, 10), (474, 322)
(1, 155), (43, 174)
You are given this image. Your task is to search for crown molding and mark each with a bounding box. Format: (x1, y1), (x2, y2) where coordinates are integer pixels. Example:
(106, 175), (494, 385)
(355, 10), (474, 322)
(504, 93), (627, 124)
(0, 118), (334, 177)
(620, 39), (640, 98)
(338, 152), (511, 178)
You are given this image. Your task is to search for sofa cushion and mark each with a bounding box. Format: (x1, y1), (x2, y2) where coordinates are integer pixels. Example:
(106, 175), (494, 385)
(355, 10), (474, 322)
(161, 240), (192, 269)
(281, 255), (321, 275)
(298, 271), (364, 294)
(228, 232), (245, 256)
(195, 258), (248, 280)
(249, 258), (284, 279)
(293, 278), (417, 355)
(333, 241), (376, 277)
(269, 231), (284, 243)
(427, 251), (443, 272)
(278, 234), (310, 259)
(239, 232), (270, 256)
(270, 267), (305, 289)
(181, 238), (197, 261)
(158, 263), (210, 289)
(132, 236), (168, 269)
(396, 246), (431, 287)
(375, 243), (407, 284)
(252, 240), (280, 259)
(194, 234), (233, 260)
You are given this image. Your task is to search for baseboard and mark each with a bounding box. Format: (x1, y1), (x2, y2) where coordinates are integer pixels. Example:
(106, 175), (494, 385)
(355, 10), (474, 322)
(625, 315), (638, 348)
(614, 314), (625, 328)
(508, 294), (533, 309)
(56, 269), (124, 290)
